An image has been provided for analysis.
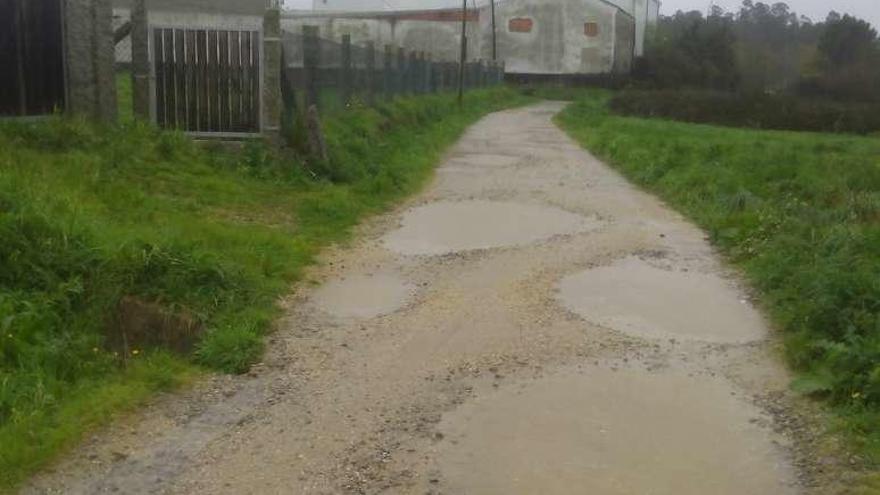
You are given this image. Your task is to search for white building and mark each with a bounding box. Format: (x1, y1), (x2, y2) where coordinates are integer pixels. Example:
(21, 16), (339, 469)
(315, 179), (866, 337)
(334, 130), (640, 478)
(310, 0), (659, 57)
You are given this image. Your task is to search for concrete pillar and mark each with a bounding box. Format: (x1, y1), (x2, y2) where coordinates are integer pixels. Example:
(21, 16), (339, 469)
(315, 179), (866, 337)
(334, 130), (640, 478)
(131, 0), (151, 121)
(64, 0), (117, 122)
(262, 5), (282, 141)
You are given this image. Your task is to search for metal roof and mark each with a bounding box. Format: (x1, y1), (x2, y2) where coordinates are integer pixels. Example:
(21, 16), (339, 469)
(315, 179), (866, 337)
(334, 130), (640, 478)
(113, 0), (269, 15)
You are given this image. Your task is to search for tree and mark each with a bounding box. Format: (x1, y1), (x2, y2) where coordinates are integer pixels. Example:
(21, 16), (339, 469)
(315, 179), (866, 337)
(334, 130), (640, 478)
(818, 14), (878, 68)
(634, 9), (739, 90)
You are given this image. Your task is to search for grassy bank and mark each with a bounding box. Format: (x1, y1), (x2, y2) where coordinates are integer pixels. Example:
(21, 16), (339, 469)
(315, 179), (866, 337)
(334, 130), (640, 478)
(554, 91), (880, 461)
(0, 87), (529, 489)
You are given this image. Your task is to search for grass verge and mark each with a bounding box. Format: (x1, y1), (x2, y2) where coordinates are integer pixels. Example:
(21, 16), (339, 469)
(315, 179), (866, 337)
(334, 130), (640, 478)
(553, 89), (880, 467)
(0, 86), (530, 490)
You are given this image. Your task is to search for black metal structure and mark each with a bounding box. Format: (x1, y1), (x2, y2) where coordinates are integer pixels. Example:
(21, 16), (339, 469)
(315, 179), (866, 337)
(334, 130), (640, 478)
(0, 0), (66, 117)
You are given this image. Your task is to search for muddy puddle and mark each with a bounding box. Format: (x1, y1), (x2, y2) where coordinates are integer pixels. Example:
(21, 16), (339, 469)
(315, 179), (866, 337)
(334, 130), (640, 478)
(435, 366), (797, 495)
(310, 273), (414, 319)
(558, 257), (765, 343)
(384, 200), (599, 255)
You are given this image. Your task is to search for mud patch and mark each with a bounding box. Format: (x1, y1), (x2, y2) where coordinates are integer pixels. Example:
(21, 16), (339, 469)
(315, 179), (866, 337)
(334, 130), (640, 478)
(310, 273), (414, 319)
(384, 200), (599, 255)
(558, 257), (765, 343)
(435, 366), (797, 495)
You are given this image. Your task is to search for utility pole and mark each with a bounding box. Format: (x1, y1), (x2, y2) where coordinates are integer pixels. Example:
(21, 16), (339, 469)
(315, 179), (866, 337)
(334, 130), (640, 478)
(457, 0), (467, 105)
(490, 0), (497, 61)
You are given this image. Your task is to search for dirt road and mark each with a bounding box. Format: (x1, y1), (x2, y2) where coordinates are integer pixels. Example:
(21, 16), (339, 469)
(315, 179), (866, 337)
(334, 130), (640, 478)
(28, 103), (824, 494)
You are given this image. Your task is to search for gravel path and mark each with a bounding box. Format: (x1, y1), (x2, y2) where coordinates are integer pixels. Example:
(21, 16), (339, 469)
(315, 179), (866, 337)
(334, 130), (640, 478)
(27, 102), (846, 494)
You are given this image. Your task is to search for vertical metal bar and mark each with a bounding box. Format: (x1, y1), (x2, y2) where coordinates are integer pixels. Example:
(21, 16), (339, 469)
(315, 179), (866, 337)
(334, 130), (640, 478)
(208, 29), (218, 131)
(186, 30), (197, 131)
(196, 30), (207, 131)
(230, 30), (241, 131)
(14, 0), (27, 115)
(252, 30), (260, 132)
(163, 29), (176, 127)
(174, 29), (186, 128)
(154, 29), (165, 126)
(218, 30), (230, 131)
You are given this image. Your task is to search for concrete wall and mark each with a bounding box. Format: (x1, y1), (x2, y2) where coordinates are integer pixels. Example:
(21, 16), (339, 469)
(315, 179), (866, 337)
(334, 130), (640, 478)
(65, 0), (118, 122)
(612, 9), (634, 73)
(485, 0), (629, 75)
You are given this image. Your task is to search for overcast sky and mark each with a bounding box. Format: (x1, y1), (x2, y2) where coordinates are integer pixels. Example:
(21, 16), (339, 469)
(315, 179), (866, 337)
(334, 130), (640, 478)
(284, 0), (880, 28)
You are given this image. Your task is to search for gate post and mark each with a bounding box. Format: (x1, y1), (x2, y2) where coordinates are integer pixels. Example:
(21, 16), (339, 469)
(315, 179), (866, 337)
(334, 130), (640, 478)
(64, 0), (117, 122)
(262, 3), (282, 141)
(303, 26), (320, 110)
(383, 44), (393, 100)
(340, 34), (352, 106)
(407, 51), (416, 94)
(131, 0), (151, 121)
(396, 47), (405, 96)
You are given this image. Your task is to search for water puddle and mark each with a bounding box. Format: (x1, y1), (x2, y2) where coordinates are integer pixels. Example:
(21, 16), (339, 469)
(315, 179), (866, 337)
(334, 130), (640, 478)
(384, 200), (599, 256)
(558, 257), (765, 343)
(310, 273), (414, 319)
(436, 367), (796, 495)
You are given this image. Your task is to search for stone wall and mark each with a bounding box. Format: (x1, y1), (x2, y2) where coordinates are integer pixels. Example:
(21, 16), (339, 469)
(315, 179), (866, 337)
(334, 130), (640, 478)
(64, 0), (118, 122)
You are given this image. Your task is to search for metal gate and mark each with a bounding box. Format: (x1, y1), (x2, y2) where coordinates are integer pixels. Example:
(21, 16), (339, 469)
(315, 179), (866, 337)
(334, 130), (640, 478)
(153, 28), (261, 135)
(0, 0), (66, 117)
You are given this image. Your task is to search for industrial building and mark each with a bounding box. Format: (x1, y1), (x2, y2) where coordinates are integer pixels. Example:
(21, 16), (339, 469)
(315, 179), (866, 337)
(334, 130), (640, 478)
(292, 0), (660, 76)
(306, 0), (660, 70)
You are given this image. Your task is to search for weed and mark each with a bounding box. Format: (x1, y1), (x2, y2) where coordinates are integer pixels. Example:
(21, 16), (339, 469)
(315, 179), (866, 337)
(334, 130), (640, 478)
(0, 86), (530, 489)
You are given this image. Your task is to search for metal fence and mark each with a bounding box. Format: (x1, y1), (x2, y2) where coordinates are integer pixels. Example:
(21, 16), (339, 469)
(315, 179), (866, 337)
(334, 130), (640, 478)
(281, 26), (505, 116)
(0, 0), (66, 117)
(152, 27), (262, 134)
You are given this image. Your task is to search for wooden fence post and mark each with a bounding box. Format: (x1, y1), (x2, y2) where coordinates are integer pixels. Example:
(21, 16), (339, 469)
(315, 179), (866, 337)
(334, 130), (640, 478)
(303, 25), (319, 111)
(409, 51), (416, 95)
(396, 47), (405, 95)
(365, 41), (375, 106)
(427, 55), (435, 93)
(384, 44), (394, 100)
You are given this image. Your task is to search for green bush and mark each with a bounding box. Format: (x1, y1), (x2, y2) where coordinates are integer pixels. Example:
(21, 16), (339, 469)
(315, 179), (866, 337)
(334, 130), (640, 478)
(609, 90), (880, 135)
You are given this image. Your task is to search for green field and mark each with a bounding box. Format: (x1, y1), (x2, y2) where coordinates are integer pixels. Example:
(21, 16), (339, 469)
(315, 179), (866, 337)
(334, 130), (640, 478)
(555, 90), (880, 464)
(0, 86), (529, 489)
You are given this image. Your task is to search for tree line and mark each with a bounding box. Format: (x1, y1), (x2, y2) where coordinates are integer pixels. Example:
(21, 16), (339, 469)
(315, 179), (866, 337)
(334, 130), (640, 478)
(634, 1), (880, 101)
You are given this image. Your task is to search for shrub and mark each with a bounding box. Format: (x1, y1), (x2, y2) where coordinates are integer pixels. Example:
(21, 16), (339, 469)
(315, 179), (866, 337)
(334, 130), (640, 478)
(609, 90), (880, 135)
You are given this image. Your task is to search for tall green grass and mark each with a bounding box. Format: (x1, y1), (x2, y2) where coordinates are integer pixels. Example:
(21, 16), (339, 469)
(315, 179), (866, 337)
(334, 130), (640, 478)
(556, 91), (880, 460)
(0, 87), (529, 489)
